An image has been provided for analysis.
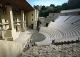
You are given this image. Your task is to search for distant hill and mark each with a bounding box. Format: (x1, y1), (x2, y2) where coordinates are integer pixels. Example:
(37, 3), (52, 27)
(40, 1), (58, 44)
(34, 0), (80, 17)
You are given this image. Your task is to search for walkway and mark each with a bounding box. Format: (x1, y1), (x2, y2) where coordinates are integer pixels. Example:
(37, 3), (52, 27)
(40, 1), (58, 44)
(23, 30), (45, 52)
(14, 29), (35, 47)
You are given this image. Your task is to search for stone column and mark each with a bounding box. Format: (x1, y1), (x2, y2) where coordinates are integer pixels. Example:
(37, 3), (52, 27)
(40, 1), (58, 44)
(1, 5), (17, 40)
(6, 5), (14, 30)
(0, 9), (5, 30)
(16, 15), (20, 31)
(25, 13), (28, 27)
(0, 9), (2, 29)
(21, 10), (25, 31)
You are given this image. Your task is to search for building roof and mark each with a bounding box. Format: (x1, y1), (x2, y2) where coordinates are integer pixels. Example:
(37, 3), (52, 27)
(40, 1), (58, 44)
(0, 0), (34, 12)
(61, 8), (80, 13)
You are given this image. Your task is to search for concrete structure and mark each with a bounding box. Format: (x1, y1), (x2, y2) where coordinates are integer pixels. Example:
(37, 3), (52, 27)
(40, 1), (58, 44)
(0, 0), (39, 57)
(39, 17), (46, 27)
(27, 10), (39, 29)
(49, 13), (60, 21)
(61, 8), (80, 16)
(44, 8), (80, 26)
(45, 13), (60, 26)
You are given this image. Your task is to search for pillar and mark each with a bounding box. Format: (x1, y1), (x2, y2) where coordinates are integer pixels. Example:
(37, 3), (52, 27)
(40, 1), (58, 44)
(0, 9), (2, 29)
(21, 10), (25, 31)
(1, 5), (16, 40)
(16, 15), (20, 31)
(6, 5), (14, 30)
(25, 13), (28, 27)
(0, 9), (5, 30)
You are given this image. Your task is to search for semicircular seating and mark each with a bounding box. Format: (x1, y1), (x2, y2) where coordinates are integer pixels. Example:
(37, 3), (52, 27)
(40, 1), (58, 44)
(40, 27), (63, 40)
(37, 16), (80, 46)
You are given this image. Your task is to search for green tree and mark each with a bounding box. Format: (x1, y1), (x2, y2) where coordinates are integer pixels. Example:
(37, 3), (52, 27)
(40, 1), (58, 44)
(33, 5), (38, 9)
(67, 0), (80, 9)
(41, 6), (46, 10)
(62, 3), (68, 10)
(50, 4), (55, 7)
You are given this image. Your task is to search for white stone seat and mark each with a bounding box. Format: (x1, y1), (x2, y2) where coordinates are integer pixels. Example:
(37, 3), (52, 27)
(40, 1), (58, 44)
(40, 27), (55, 36)
(53, 30), (63, 40)
(48, 24), (80, 38)
(65, 16), (80, 23)
(35, 32), (52, 46)
(40, 27), (63, 40)
(39, 16), (80, 45)
(40, 27), (57, 37)
(55, 36), (78, 43)
(55, 16), (70, 22)
(76, 29), (80, 36)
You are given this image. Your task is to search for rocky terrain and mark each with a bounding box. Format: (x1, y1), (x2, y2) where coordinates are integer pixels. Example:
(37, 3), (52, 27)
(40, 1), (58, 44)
(20, 43), (80, 57)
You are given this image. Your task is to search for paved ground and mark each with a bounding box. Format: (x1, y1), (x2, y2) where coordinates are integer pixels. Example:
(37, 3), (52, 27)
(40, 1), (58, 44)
(31, 31), (45, 43)
(14, 29), (35, 47)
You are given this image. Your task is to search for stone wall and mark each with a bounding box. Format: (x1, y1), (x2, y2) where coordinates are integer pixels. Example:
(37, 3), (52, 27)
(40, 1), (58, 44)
(0, 40), (22, 57)
(27, 10), (39, 29)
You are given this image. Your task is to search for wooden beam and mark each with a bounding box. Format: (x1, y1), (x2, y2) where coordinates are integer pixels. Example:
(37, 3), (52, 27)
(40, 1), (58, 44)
(0, 0), (34, 12)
